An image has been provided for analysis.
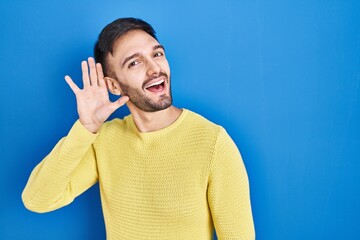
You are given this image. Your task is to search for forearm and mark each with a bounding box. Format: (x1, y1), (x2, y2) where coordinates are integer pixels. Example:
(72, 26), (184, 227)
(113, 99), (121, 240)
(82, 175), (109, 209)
(22, 120), (98, 213)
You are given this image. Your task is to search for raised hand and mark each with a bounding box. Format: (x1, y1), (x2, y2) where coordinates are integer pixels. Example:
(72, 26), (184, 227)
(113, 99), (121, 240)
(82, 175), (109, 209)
(65, 57), (129, 133)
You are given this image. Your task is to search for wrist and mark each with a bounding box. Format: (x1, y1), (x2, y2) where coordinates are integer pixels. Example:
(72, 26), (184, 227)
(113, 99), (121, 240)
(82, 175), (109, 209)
(79, 120), (101, 134)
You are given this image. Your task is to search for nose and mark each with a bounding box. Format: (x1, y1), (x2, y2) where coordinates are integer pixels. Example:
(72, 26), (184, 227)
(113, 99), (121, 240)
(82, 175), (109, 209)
(146, 58), (161, 77)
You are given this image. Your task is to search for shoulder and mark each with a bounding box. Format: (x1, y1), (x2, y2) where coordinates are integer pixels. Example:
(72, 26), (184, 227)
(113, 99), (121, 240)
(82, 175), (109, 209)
(184, 110), (237, 147)
(95, 115), (134, 140)
(180, 109), (226, 145)
(183, 109), (222, 133)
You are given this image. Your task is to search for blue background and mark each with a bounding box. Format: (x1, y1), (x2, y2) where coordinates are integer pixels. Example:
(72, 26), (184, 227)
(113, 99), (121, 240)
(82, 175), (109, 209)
(1, 0), (359, 239)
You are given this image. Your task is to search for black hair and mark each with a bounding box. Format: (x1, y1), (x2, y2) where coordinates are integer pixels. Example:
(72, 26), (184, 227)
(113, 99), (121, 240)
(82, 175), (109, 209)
(94, 17), (157, 77)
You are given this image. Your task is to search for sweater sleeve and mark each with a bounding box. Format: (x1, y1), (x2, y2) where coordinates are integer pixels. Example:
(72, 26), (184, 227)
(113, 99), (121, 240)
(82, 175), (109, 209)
(207, 128), (255, 240)
(22, 120), (99, 213)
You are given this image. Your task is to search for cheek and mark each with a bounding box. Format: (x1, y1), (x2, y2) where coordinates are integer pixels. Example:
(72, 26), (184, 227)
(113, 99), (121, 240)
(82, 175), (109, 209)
(118, 70), (145, 87)
(130, 69), (147, 82)
(161, 59), (171, 76)
(115, 68), (131, 81)
(113, 69), (124, 82)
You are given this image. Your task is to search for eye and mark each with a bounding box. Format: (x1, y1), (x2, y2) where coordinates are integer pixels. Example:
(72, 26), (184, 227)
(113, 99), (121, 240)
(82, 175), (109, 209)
(154, 52), (163, 57)
(128, 60), (140, 68)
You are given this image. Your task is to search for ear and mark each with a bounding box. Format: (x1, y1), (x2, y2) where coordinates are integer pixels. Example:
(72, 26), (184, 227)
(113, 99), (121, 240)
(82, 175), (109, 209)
(104, 77), (122, 96)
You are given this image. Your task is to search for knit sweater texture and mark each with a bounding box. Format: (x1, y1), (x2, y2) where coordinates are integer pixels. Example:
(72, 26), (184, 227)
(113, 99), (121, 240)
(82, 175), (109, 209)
(22, 109), (255, 240)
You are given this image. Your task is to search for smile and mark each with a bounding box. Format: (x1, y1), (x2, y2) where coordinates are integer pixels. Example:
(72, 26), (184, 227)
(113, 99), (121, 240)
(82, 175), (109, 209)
(145, 78), (166, 93)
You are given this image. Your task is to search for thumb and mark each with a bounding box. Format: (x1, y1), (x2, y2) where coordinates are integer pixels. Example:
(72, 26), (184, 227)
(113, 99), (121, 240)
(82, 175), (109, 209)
(109, 95), (129, 112)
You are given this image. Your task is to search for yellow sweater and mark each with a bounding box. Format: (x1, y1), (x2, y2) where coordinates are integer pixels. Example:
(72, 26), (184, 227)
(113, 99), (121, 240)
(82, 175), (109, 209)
(22, 109), (255, 240)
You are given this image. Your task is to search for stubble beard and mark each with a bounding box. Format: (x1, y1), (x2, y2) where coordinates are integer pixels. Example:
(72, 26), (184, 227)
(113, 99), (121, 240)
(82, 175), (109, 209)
(118, 75), (173, 112)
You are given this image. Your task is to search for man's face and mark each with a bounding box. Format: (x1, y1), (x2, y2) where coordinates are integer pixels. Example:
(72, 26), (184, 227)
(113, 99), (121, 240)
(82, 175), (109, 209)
(106, 30), (172, 112)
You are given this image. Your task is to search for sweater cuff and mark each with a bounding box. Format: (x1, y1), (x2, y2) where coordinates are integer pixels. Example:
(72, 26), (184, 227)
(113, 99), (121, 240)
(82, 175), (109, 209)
(66, 120), (98, 145)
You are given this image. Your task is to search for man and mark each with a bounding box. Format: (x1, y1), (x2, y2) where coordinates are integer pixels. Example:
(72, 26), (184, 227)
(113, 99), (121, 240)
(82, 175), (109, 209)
(22, 18), (255, 240)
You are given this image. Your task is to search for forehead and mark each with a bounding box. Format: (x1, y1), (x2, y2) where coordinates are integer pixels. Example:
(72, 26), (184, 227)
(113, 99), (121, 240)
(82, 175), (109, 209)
(112, 30), (160, 58)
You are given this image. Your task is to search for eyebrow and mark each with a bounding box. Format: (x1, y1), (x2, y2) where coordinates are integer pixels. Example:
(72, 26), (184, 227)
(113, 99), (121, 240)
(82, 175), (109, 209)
(154, 44), (165, 51)
(121, 44), (165, 68)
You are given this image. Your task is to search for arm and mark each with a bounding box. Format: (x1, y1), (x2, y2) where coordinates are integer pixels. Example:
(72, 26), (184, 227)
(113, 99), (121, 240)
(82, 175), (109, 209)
(208, 128), (255, 240)
(22, 58), (128, 213)
(22, 121), (98, 213)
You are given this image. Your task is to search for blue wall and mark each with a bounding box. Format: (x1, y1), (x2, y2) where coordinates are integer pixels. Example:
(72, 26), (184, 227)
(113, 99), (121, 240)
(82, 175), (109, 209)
(1, 0), (359, 239)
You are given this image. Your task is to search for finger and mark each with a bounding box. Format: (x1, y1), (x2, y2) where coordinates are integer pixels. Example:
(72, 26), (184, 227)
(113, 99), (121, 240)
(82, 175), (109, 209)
(96, 63), (105, 87)
(65, 75), (80, 94)
(81, 61), (90, 88)
(110, 95), (129, 112)
(88, 57), (97, 86)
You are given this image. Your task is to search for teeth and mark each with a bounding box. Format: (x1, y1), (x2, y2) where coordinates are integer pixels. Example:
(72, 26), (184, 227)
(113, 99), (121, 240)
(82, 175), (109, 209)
(146, 79), (164, 88)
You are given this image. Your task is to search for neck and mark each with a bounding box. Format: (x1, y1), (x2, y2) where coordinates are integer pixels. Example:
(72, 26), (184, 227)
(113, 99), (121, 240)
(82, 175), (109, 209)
(128, 105), (182, 133)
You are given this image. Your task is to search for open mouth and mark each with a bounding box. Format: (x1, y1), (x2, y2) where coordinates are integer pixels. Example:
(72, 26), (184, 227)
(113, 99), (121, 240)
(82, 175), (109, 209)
(145, 79), (165, 93)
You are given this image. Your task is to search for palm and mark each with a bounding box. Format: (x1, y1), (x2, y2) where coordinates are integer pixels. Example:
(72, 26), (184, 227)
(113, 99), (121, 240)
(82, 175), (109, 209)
(65, 58), (128, 133)
(75, 84), (110, 125)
